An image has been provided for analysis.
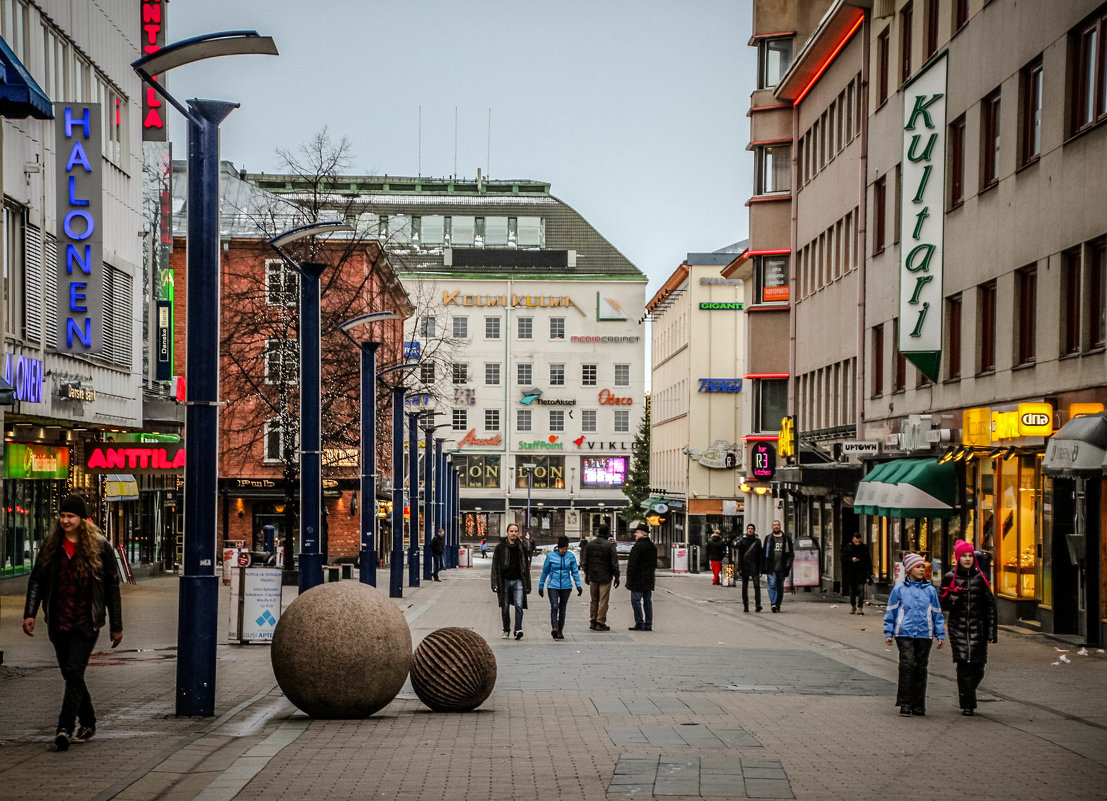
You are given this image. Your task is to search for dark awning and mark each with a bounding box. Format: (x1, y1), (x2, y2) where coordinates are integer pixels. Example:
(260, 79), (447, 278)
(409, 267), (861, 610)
(853, 458), (957, 518)
(0, 36), (53, 119)
(1043, 411), (1107, 477)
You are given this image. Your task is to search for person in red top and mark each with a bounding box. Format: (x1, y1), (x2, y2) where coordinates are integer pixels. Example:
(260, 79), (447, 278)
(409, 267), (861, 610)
(23, 495), (123, 751)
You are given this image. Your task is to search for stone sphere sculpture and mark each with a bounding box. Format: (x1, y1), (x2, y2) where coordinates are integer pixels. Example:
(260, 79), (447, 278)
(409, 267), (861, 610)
(410, 627), (497, 712)
(271, 581), (412, 718)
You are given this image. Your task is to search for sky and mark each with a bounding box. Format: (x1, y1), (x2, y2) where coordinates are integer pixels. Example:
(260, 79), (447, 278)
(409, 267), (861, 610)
(163, 0), (756, 298)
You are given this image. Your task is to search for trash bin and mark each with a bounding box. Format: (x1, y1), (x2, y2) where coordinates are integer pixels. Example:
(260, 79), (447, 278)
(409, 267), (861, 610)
(670, 543), (689, 573)
(458, 547), (472, 568)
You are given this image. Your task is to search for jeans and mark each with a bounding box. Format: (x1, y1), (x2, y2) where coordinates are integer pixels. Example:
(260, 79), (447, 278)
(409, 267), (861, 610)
(50, 628), (99, 735)
(766, 571), (787, 608)
(955, 660), (987, 711)
(432, 554), (443, 579)
(845, 579), (866, 609)
(895, 637), (933, 712)
(631, 591), (652, 629)
(547, 588), (572, 630)
(589, 581), (612, 625)
(501, 579), (525, 633)
(741, 574), (762, 610)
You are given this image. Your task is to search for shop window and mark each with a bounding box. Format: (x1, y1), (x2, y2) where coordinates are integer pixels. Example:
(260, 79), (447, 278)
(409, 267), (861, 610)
(485, 362), (500, 385)
(1016, 265), (1037, 364)
(758, 36), (793, 89)
(452, 408), (467, 431)
(756, 255), (789, 303)
(452, 315), (468, 338)
(995, 455), (1040, 599)
(978, 281), (997, 372)
(1062, 249), (1082, 355)
(1021, 57), (1043, 165)
(454, 454), (501, 489)
(949, 115), (966, 207)
(515, 456), (565, 490)
(1071, 9), (1107, 134)
(877, 28), (890, 105)
(981, 89), (1001, 189)
(946, 294), (962, 379)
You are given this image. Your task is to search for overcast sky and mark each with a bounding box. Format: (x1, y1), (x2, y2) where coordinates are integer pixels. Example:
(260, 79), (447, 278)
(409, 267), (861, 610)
(164, 0), (755, 297)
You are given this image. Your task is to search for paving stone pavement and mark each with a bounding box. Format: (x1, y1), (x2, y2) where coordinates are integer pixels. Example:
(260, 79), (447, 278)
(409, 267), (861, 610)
(2, 561), (1107, 800)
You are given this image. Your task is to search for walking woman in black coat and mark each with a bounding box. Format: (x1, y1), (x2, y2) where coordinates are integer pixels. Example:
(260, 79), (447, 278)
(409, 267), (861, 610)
(940, 539), (997, 716)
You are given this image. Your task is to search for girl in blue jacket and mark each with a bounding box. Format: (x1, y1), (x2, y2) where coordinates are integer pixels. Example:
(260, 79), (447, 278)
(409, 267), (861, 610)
(883, 552), (946, 716)
(538, 536), (582, 640)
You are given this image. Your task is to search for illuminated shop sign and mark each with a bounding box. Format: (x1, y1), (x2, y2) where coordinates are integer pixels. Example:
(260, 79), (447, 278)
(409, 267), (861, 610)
(85, 443), (185, 474)
(443, 290), (586, 316)
(992, 403), (1054, 440)
(898, 54), (947, 382)
(139, 1), (167, 140)
(58, 382), (95, 402)
(3, 352), (45, 403)
(778, 416), (796, 459)
(3, 443), (69, 479)
(751, 442), (776, 480)
(514, 456), (565, 489)
(697, 379), (742, 393)
(598, 388), (633, 405)
(55, 103), (103, 353)
(453, 454), (501, 489)
(403, 341), (421, 360)
(582, 457), (627, 488)
(699, 302), (744, 311)
(458, 429), (503, 448)
(519, 437), (563, 450)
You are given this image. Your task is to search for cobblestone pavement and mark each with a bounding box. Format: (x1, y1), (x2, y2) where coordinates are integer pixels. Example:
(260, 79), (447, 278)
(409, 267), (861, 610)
(2, 562), (1106, 800)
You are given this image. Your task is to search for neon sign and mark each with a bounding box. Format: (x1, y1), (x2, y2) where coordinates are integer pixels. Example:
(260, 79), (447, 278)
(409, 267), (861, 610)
(3, 352), (44, 403)
(55, 103), (103, 353)
(582, 457), (627, 488)
(140, 1), (167, 140)
(85, 444), (185, 474)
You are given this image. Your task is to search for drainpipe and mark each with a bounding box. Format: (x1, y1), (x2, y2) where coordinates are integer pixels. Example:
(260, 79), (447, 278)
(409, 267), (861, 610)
(857, 14), (871, 436)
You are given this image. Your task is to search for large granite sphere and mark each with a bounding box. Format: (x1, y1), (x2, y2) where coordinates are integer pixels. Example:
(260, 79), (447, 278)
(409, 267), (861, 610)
(271, 581), (412, 718)
(410, 627), (497, 712)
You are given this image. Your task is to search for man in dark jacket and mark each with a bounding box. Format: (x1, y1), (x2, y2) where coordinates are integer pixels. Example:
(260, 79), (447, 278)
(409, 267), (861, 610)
(431, 528), (445, 581)
(706, 529), (727, 585)
(763, 520), (794, 612)
(491, 523), (531, 639)
(841, 532), (873, 614)
(736, 523), (764, 612)
(584, 523), (619, 630)
(625, 522), (657, 631)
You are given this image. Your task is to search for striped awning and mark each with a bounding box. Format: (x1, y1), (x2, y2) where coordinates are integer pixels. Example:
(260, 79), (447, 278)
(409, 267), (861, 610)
(853, 459), (957, 518)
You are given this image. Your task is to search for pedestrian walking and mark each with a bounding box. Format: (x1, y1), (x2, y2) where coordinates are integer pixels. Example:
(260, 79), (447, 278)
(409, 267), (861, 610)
(736, 524), (764, 612)
(431, 528), (445, 581)
(583, 523), (619, 631)
(491, 523), (530, 640)
(884, 552), (946, 716)
(841, 532), (873, 614)
(762, 520), (794, 612)
(940, 539), (997, 716)
(22, 495), (123, 751)
(706, 528), (727, 585)
(480, 538), (488, 559)
(538, 535), (582, 640)
(625, 522), (657, 631)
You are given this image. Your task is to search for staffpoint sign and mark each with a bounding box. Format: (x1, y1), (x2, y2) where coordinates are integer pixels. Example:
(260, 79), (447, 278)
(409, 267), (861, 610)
(56, 103), (103, 353)
(898, 55), (946, 382)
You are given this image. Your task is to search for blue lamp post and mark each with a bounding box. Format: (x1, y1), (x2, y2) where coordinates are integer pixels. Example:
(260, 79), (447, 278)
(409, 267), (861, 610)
(434, 438), (446, 566)
(132, 30), (277, 719)
(422, 420), (450, 580)
(377, 363), (419, 597)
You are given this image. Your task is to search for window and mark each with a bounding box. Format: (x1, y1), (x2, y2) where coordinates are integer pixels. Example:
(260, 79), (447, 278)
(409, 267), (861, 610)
(582, 409), (597, 432)
(265, 259), (298, 306)
(614, 410), (630, 433)
(754, 379), (788, 432)
(614, 364), (630, 387)
(949, 115), (966, 206)
(550, 410), (565, 432)
(581, 364), (597, 386)
(756, 255), (789, 303)
(517, 316), (533, 339)
(1016, 265), (1038, 365)
(1072, 11), (1107, 133)
(452, 316), (468, 338)
(877, 28), (890, 104)
(452, 409), (468, 431)
(485, 217), (508, 246)
(485, 362), (501, 385)
(549, 363), (565, 385)
(758, 37), (793, 89)
(3, 203), (25, 339)
(947, 294), (962, 379)
(549, 317), (565, 340)
(485, 409), (500, 431)
(955, 0), (969, 31)
(1062, 249), (1082, 355)
(517, 363), (533, 385)
(485, 316), (501, 340)
(979, 281), (997, 373)
(419, 316), (437, 338)
(1021, 58), (1043, 165)
(925, 0), (940, 58)
(755, 144), (791, 194)
(900, 2), (913, 84)
(264, 419), (293, 462)
(451, 216), (475, 247)
(981, 90), (1001, 188)
(873, 176), (887, 254)
(420, 362), (436, 385)
(517, 408), (532, 432)
(1090, 238), (1107, 349)
(452, 363), (468, 385)
(264, 339), (299, 384)
(893, 319), (907, 391)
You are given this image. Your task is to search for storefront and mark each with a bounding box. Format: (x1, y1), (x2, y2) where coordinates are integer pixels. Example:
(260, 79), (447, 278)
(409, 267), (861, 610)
(1, 443), (70, 578)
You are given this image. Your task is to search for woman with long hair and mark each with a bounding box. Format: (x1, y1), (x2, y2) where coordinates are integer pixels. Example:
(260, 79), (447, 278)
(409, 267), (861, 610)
(23, 495), (123, 751)
(940, 539), (997, 716)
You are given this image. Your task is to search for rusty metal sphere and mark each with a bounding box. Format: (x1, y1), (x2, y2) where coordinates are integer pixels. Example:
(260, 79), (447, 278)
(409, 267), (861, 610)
(410, 627), (497, 712)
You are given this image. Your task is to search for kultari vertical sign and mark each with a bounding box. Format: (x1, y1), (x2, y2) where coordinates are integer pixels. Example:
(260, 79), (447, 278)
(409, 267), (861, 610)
(898, 54), (946, 381)
(56, 104), (103, 354)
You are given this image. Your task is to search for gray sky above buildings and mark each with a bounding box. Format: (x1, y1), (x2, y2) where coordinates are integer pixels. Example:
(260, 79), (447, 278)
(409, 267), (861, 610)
(164, 0), (755, 295)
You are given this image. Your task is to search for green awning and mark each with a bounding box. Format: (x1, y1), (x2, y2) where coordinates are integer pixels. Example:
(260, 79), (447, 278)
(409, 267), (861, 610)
(853, 458), (957, 518)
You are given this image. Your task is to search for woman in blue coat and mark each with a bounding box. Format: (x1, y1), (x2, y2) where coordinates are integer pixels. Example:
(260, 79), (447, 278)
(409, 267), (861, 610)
(538, 536), (582, 640)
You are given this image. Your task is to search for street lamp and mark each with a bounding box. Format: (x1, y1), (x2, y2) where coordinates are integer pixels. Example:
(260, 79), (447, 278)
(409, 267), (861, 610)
(339, 312), (401, 587)
(421, 419), (451, 580)
(268, 221), (354, 595)
(132, 30), (277, 719)
(378, 362), (420, 597)
(523, 462), (537, 541)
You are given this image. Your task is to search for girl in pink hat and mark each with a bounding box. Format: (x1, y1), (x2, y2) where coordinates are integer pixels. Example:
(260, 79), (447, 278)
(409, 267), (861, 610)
(940, 540), (997, 716)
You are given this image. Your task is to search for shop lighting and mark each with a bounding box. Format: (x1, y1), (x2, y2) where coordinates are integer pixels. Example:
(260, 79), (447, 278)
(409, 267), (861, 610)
(1003, 447), (1018, 461)
(740, 482), (752, 493)
(754, 486), (769, 495)
(938, 447), (957, 464)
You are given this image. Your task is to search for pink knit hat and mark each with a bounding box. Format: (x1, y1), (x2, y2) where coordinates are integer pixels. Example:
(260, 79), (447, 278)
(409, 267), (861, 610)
(902, 552), (925, 573)
(954, 540), (975, 560)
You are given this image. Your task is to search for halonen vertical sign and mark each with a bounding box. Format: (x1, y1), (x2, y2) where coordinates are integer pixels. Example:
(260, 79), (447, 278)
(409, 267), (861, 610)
(899, 55), (947, 382)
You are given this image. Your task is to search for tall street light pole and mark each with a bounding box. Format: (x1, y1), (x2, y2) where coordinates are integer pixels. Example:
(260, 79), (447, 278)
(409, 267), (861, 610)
(422, 420), (449, 579)
(133, 30), (277, 719)
(268, 222), (354, 595)
(523, 462), (537, 543)
(406, 412), (421, 587)
(339, 312), (401, 587)
(378, 363), (419, 597)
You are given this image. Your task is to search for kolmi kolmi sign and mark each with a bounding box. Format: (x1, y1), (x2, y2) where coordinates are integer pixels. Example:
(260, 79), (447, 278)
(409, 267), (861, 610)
(56, 103), (103, 353)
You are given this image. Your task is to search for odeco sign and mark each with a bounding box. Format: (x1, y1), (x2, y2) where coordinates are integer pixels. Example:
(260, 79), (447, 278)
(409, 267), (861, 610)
(598, 388), (633, 405)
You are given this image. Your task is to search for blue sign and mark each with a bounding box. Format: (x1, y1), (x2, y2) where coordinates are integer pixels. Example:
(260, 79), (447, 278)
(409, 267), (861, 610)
(3, 352), (44, 403)
(697, 379), (742, 393)
(404, 341), (421, 360)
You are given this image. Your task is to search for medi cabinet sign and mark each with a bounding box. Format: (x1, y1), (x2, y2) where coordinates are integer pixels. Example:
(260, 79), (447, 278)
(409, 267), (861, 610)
(55, 103), (103, 354)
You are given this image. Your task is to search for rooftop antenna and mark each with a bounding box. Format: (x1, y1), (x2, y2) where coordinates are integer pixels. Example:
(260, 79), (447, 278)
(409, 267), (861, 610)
(418, 105), (422, 177)
(454, 106), (458, 178)
(486, 107), (492, 178)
